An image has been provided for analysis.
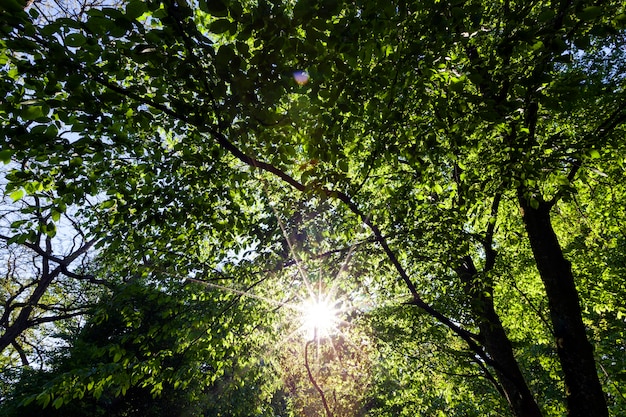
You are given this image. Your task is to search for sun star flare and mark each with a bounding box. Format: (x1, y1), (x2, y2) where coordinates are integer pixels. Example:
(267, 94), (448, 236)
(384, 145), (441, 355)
(300, 297), (339, 340)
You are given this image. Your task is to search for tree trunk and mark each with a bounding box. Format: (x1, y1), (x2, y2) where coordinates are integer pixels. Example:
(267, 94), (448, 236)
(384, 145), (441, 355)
(518, 194), (607, 417)
(457, 256), (543, 417)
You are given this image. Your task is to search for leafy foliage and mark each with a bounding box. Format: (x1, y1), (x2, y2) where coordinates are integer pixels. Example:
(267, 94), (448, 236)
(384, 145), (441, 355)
(1, 278), (279, 416)
(1, 0), (626, 416)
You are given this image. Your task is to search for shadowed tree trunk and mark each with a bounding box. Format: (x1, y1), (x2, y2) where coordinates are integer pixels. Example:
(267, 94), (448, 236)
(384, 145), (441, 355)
(457, 254), (543, 417)
(519, 193), (608, 417)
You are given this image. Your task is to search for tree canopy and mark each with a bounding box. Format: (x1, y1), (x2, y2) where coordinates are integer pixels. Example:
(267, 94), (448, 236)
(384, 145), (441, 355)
(1, 0), (626, 416)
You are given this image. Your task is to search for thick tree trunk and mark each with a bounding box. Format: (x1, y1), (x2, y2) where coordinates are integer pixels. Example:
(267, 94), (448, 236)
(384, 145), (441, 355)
(457, 256), (543, 417)
(480, 307), (543, 417)
(518, 194), (607, 417)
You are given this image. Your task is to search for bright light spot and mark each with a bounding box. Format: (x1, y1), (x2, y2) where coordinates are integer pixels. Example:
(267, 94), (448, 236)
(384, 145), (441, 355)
(301, 297), (339, 340)
(293, 70), (309, 86)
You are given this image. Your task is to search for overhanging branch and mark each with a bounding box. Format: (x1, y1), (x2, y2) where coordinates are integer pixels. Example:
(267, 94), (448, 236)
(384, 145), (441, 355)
(550, 95), (626, 207)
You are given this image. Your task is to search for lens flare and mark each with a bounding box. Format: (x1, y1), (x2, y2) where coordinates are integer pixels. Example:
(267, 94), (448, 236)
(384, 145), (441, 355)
(293, 70), (310, 86)
(300, 297), (339, 340)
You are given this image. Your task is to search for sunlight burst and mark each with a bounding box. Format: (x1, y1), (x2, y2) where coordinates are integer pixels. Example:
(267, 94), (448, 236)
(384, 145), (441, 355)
(300, 296), (339, 341)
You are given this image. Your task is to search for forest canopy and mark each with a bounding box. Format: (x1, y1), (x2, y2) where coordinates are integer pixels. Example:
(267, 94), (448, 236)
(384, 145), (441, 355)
(1, 0), (625, 416)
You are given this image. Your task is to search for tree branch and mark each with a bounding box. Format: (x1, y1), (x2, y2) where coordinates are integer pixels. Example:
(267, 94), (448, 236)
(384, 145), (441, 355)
(549, 94), (626, 207)
(29, 310), (87, 325)
(305, 339), (334, 417)
(84, 57), (499, 372)
(11, 340), (29, 366)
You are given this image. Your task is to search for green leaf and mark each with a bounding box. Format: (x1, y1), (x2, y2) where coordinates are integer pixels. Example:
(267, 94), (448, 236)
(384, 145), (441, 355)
(20, 395), (35, 407)
(529, 197), (540, 210)
(199, 0), (228, 16)
(51, 209), (61, 222)
(211, 19), (233, 34)
(125, 0), (147, 19)
(555, 175), (569, 185)
(52, 397), (64, 409)
(215, 44), (236, 75)
(38, 392), (51, 408)
(10, 220), (27, 228)
(9, 189), (24, 202)
(28, 7), (39, 19)
(0, 149), (12, 164)
(45, 222), (57, 237)
(0, 0), (20, 13)
(65, 33), (87, 47)
(86, 15), (112, 35)
(22, 106), (44, 120)
(537, 9), (555, 22)
(589, 149), (600, 159)
(578, 6), (603, 21)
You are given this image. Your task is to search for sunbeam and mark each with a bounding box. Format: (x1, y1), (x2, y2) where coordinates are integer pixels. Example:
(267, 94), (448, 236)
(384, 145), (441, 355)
(300, 294), (340, 341)
(182, 175), (382, 417)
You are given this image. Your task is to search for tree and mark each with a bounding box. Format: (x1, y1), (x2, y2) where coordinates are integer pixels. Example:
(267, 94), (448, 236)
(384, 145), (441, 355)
(0, 0), (127, 371)
(1, 278), (280, 416)
(0, 186), (102, 365)
(1, 0), (625, 416)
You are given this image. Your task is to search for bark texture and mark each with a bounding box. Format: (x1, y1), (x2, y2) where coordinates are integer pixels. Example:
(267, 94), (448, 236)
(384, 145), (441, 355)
(519, 195), (607, 417)
(457, 256), (543, 417)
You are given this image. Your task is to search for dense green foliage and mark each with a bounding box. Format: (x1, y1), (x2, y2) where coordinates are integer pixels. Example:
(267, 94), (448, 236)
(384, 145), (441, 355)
(1, 279), (279, 416)
(1, 0), (625, 416)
